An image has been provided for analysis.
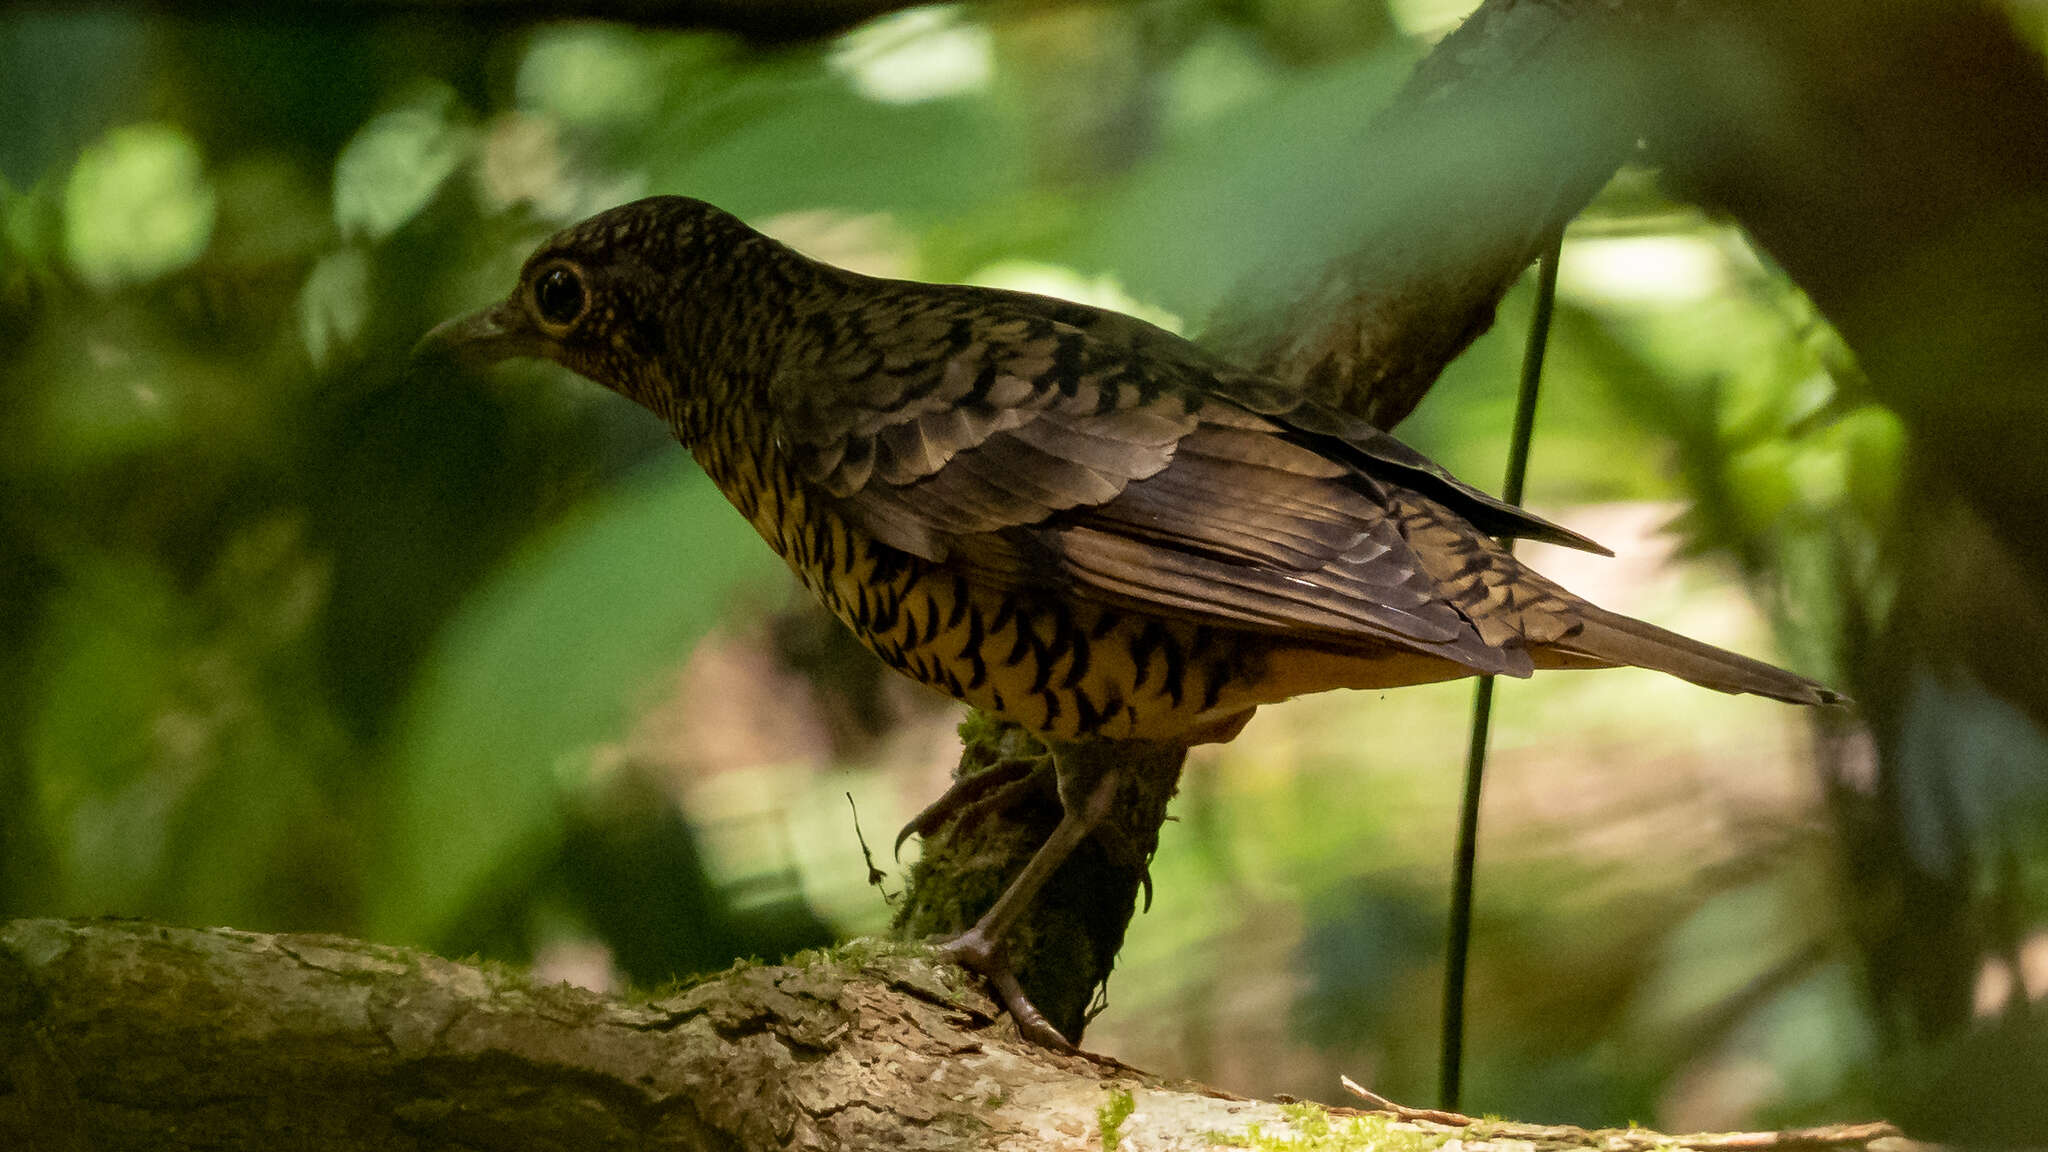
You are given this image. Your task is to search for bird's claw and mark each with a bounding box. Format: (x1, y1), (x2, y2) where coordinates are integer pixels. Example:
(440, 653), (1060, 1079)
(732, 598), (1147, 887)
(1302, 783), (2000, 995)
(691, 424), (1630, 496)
(937, 929), (1077, 1052)
(1089, 821), (1155, 913)
(894, 754), (1051, 858)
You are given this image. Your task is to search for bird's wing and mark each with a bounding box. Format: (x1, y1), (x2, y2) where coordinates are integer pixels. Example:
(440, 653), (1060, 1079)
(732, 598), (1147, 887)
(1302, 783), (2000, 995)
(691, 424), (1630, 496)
(962, 287), (1614, 556)
(1040, 412), (1538, 675)
(770, 283), (1208, 559)
(770, 282), (1588, 675)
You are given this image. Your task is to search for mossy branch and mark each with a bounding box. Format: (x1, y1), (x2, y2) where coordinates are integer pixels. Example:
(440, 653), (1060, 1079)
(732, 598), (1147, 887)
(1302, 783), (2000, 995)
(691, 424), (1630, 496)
(0, 920), (1916, 1152)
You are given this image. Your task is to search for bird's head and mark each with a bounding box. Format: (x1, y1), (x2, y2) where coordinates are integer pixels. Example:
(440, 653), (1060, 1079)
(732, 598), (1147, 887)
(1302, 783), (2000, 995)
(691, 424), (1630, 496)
(418, 195), (767, 428)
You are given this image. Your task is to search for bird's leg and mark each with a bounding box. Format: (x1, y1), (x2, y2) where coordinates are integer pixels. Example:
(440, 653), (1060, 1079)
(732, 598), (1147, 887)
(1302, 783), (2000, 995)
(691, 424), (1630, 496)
(938, 740), (1123, 1051)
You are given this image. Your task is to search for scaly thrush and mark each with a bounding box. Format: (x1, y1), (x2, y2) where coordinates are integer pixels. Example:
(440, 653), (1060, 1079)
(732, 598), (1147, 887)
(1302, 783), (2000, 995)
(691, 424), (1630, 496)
(423, 196), (1841, 1047)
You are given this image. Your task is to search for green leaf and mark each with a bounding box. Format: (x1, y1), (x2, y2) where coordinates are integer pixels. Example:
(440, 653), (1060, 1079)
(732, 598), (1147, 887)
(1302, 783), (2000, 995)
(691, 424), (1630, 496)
(333, 85), (471, 243)
(62, 122), (215, 290)
(516, 24), (677, 129)
(367, 465), (781, 948)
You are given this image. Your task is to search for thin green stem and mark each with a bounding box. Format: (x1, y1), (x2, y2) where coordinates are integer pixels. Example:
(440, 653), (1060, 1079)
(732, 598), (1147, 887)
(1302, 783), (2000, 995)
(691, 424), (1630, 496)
(1501, 240), (1560, 509)
(1440, 233), (1564, 1113)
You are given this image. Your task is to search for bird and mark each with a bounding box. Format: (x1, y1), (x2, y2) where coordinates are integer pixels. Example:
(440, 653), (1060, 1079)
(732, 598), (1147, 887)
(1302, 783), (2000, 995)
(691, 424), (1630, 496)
(421, 194), (1843, 1048)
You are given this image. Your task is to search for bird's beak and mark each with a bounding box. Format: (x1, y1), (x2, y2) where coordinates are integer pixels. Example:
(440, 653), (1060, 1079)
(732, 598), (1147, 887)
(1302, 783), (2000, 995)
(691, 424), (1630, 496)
(413, 299), (545, 369)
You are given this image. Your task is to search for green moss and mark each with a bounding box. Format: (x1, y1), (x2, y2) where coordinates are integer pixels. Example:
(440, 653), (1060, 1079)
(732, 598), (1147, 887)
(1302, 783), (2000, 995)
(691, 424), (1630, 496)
(956, 709), (1007, 748)
(1199, 1107), (1456, 1151)
(630, 936), (945, 1003)
(1099, 1087), (1137, 1151)
(1281, 1103), (1332, 1138)
(786, 935), (928, 970)
(1347, 1114), (1452, 1152)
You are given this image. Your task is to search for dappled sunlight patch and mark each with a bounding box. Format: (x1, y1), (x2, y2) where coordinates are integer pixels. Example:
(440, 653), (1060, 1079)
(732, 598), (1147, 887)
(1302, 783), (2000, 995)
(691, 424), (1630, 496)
(516, 24), (671, 128)
(831, 6), (993, 105)
(334, 85), (472, 242)
(1388, 0), (1483, 40)
(63, 122), (215, 291)
(298, 246), (372, 370)
(760, 209), (917, 279)
(474, 112), (570, 216)
(1165, 26), (1280, 133)
(1974, 930), (2048, 1017)
(1560, 234), (1731, 309)
(530, 933), (622, 996)
(968, 258), (1186, 333)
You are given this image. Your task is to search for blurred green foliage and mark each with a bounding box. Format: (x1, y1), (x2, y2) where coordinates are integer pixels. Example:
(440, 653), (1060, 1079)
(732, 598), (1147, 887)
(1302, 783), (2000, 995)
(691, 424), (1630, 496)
(3, 1), (2047, 1142)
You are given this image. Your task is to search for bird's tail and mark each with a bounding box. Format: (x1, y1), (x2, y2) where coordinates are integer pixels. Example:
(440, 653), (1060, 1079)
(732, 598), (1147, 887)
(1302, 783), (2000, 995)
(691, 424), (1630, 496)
(1536, 606), (1847, 706)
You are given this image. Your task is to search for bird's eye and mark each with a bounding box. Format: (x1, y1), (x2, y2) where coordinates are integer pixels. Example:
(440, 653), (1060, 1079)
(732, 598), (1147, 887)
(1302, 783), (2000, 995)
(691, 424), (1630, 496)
(533, 265), (586, 327)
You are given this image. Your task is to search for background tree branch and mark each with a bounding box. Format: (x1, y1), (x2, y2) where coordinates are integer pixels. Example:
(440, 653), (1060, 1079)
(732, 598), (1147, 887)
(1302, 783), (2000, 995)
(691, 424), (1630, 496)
(1203, 0), (1660, 428)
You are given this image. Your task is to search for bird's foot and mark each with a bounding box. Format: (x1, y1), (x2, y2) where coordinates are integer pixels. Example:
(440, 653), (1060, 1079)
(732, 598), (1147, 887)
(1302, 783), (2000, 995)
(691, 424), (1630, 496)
(894, 753), (1051, 858)
(896, 747), (1147, 908)
(937, 929), (1076, 1051)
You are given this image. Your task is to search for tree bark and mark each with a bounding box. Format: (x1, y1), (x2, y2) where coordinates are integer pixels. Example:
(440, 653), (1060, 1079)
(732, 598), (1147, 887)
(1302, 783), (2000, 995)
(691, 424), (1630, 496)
(0, 920), (1916, 1152)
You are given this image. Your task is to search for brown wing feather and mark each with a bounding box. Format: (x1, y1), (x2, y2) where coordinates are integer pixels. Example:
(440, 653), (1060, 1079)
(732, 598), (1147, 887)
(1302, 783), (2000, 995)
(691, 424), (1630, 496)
(766, 277), (1602, 680)
(772, 284), (1202, 558)
(1051, 418), (1512, 672)
(914, 280), (1615, 555)
(1383, 489), (1584, 653)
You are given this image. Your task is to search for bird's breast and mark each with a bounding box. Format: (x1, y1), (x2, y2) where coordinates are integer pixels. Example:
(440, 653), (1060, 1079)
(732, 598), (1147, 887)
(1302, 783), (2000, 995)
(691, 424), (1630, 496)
(692, 438), (1269, 741)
